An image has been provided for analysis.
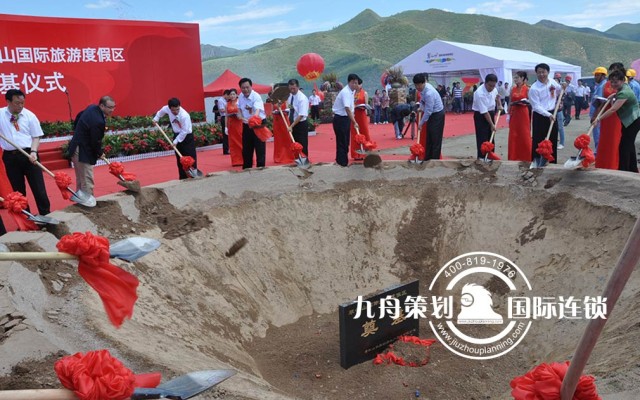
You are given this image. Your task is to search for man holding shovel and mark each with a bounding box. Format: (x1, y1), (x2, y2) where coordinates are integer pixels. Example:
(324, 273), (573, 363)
(68, 96), (115, 196)
(413, 73), (445, 161)
(153, 98), (196, 180)
(0, 89), (51, 216)
(472, 74), (502, 159)
(287, 78), (310, 159)
(238, 77), (267, 169)
(529, 63), (562, 164)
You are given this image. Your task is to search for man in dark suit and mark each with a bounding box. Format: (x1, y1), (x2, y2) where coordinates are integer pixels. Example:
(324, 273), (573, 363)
(67, 96), (115, 196)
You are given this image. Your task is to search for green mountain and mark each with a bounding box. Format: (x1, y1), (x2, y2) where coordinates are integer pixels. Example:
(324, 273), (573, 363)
(201, 8), (640, 92)
(200, 44), (243, 61)
(606, 23), (640, 42)
(534, 20), (624, 40)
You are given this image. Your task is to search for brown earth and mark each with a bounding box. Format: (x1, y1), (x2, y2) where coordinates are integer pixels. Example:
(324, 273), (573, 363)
(1, 161), (640, 399)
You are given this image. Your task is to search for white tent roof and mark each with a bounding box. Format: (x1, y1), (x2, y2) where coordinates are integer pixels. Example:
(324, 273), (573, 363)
(394, 39), (581, 84)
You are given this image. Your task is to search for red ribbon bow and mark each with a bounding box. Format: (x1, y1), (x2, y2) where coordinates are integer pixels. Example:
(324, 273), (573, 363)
(290, 142), (305, 158)
(248, 115), (273, 142)
(56, 232), (139, 328)
(536, 139), (555, 162)
(55, 349), (161, 400)
(2, 191), (39, 231)
(510, 361), (601, 400)
(179, 156), (195, 171)
(409, 143), (425, 160)
(54, 172), (73, 200)
(574, 134), (591, 150)
(108, 162), (137, 181)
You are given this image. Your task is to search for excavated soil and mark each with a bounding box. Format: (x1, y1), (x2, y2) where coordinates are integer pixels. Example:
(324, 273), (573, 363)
(1, 161), (640, 399)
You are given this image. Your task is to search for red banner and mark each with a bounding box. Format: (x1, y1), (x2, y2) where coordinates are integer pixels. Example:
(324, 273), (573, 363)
(0, 14), (204, 122)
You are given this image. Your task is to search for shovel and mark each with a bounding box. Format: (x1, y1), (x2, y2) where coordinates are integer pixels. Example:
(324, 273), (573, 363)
(564, 97), (612, 169)
(152, 122), (203, 179)
(0, 132), (96, 207)
(0, 195), (59, 225)
(0, 236), (160, 262)
(409, 115), (424, 164)
(100, 155), (141, 192)
(559, 216), (640, 399)
(483, 109), (502, 163)
(530, 86), (565, 169)
(277, 101), (309, 169)
(0, 369), (236, 400)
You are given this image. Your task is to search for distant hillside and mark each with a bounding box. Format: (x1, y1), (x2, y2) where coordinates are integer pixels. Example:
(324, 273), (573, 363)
(606, 22), (640, 42)
(200, 44), (243, 61)
(534, 20), (623, 40)
(201, 8), (640, 92)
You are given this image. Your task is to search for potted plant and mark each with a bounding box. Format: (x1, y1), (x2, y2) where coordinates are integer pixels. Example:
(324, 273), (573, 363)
(385, 66), (409, 108)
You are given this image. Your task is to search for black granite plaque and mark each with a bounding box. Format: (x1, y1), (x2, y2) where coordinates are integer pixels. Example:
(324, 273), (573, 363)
(339, 280), (420, 369)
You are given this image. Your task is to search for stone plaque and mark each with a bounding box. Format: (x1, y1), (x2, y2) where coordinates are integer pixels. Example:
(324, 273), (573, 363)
(339, 280), (419, 369)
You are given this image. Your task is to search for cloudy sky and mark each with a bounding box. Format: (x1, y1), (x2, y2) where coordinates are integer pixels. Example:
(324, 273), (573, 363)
(4, 0), (640, 49)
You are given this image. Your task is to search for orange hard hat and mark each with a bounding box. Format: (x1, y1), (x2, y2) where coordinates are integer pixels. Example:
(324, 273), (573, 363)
(627, 68), (637, 78)
(593, 67), (607, 76)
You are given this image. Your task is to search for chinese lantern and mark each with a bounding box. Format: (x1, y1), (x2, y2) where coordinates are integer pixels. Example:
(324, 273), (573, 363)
(297, 53), (325, 81)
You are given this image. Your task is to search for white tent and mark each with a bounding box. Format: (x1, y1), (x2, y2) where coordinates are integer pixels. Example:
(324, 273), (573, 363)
(394, 39), (581, 87)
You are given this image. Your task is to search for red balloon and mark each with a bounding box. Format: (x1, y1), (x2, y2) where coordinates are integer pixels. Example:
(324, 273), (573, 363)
(297, 53), (325, 81)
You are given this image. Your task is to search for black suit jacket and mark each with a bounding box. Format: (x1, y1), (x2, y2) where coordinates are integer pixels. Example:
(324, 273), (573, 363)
(67, 104), (105, 165)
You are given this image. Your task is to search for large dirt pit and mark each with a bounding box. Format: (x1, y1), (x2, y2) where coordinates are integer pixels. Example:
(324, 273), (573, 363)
(1, 161), (640, 399)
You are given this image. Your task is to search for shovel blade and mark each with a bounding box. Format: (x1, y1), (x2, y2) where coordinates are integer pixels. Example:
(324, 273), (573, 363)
(70, 190), (97, 207)
(529, 156), (549, 169)
(188, 168), (204, 179)
(109, 237), (161, 262)
(564, 156), (584, 169)
(25, 213), (60, 225)
(131, 369), (236, 400)
(294, 157), (310, 169)
(117, 179), (141, 192)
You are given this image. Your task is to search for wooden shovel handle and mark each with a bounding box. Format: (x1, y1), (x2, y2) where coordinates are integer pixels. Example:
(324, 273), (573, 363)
(545, 86), (565, 140)
(0, 388), (77, 399)
(152, 122), (183, 158)
(276, 101), (297, 144)
(0, 252), (77, 261)
(560, 216), (640, 399)
(0, 132), (55, 178)
(488, 109), (502, 144)
(586, 97), (613, 138)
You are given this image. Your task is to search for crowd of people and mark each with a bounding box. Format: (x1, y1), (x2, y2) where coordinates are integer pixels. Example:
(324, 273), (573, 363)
(1, 65), (638, 234)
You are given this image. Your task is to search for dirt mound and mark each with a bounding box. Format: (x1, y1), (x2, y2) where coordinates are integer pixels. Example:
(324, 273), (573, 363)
(1, 162), (640, 399)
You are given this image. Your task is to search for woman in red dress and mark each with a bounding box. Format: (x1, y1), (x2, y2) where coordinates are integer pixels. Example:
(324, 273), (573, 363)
(225, 89), (244, 167)
(272, 102), (294, 164)
(350, 81), (371, 161)
(595, 76), (622, 170)
(508, 71), (532, 161)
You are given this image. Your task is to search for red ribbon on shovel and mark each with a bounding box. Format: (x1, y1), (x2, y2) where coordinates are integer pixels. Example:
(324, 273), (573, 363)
(56, 232), (139, 328)
(107, 162), (137, 181)
(2, 191), (39, 231)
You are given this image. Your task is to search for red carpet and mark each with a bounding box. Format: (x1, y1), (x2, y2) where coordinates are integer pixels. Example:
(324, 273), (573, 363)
(1, 112), (492, 233)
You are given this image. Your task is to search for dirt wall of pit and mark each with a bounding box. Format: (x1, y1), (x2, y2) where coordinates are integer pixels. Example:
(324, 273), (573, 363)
(1, 161), (640, 399)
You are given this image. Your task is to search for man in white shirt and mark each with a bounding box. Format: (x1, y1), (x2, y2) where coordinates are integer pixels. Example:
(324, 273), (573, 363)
(528, 63), (562, 163)
(309, 89), (321, 120)
(413, 73), (445, 160)
(472, 74), (502, 159)
(575, 80), (586, 120)
(218, 91), (229, 155)
(332, 74), (360, 166)
(0, 89), (51, 219)
(288, 79), (310, 158)
(238, 77), (266, 169)
(562, 75), (576, 126)
(153, 97), (195, 180)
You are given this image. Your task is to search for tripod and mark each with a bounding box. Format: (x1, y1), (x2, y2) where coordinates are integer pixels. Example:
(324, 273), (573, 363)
(402, 111), (420, 140)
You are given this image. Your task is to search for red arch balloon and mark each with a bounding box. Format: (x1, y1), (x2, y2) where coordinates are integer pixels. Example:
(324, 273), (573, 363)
(297, 53), (325, 81)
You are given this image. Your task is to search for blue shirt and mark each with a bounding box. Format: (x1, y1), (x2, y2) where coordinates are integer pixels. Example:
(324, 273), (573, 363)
(418, 83), (444, 126)
(590, 79), (607, 117)
(629, 79), (640, 103)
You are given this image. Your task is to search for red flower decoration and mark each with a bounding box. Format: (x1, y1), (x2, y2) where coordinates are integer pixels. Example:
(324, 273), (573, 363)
(54, 349), (161, 400)
(10, 113), (20, 131)
(581, 147), (595, 168)
(536, 139), (555, 162)
(409, 143), (425, 159)
(180, 156), (195, 171)
(108, 162), (137, 181)
(574, 134), (591, 150)
(290, 142), (305, 157)
(373, 336), (436, 368)
(54, 171), (73, 200)
(510, 361), (601, 400)
(2, 191), (39, 231)
(480, 141), (495, 155)
(354, 134), (367, 145)
(57, 232), (139, 328)
(248, 115), (273, 142)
